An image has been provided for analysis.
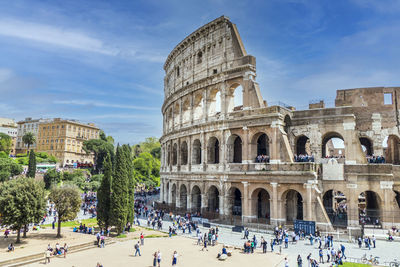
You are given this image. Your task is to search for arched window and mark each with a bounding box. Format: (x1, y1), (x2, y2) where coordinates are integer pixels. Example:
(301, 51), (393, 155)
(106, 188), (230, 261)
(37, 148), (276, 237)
(182, 98), (190, 123)
(192, 139), (201, 164)
(172, 143), (178, 165)
(296, 135), (310, 156)
(322, 132), (345, 158)
(358, 191), (381, 225)
(193, 93), (203, 121)
(173, 103), (180, 126)
(227, 134), (242, 163)
(359, 137), (373, 156)
(227, 84), (243, 112)
(284, 115), (291, 135)
(323, 190), (347, 227)
(207, 89), (221, 117)
(207, 137), (220, 164)
(180, 141), (188, 165)
(283, 190), (303, 222)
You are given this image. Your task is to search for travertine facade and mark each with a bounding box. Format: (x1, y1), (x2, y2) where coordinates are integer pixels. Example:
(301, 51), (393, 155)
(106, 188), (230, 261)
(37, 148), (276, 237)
(160, 16), (400, 231)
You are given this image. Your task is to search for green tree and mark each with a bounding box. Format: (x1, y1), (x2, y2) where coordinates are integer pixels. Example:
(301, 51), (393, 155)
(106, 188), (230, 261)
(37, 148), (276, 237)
(123, 145), (135, 224)
(110, 145), (129, 234)
(0, 157), (23, 182)
(22, 132), (36, 154)
(43, 169), (61, 189)
(83, 139), (114, 174)
(97, 154), (112, 229)
(27, 150), (36, 178)
(0, 133), (12, 155)
(0, 178), (46, 243)
(133, 152), (160, 188)
(49, 185), (81, 238)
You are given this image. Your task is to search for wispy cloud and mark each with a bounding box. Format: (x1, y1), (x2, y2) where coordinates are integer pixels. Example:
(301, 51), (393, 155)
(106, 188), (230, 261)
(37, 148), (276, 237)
(0, 18), (118, 55)
(54, 99), (159, 111)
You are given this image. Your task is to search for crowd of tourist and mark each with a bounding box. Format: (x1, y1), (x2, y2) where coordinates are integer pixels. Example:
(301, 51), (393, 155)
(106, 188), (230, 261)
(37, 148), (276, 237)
(366, 155), (386, 164)
(255, 154), (270, 163)
(82, 191), (97, 217)
(294, 154), (315, 162)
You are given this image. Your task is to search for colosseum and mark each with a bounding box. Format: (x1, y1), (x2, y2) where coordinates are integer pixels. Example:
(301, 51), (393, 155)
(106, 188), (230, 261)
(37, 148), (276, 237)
(159, 16), (400, 232)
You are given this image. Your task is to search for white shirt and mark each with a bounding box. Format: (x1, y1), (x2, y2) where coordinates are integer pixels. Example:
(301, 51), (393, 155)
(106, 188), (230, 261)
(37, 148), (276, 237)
(157, 252), (162, 260)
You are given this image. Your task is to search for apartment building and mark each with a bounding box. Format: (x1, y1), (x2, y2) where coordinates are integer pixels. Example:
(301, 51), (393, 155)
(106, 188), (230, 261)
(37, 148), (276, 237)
(0, 117), (18, 155)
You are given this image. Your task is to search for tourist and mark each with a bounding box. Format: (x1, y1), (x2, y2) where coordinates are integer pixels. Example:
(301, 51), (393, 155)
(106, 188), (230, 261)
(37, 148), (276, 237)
(319, 249), (324, 263)
(261, 237), (267, 253)
(134, 241), (141, 256)
(340, 244), (346, 259)
(100, 234), (105, 248)
(284, 257), (289, 267)
(96, 263), (103, 267)
(140, 232), (145, 245)
(153, 251), (157, 267)
(297, 255), (302, 267)
(157, 250), (162, 267)
(172, 251), (178, 266)
(372, 235), (376, 248)
(96, 232), (101, 247)
(63, 243), (68, 258)
(4, 229), (10, 238)
(7, 243), (14, 252)
(44, 249), (51, 264)
(202, 237), (208, 251)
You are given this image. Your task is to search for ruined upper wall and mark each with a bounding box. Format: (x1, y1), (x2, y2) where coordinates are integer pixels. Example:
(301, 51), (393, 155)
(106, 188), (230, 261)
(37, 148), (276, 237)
(163, 16), (254, 98)
(335, 87), (400, 108)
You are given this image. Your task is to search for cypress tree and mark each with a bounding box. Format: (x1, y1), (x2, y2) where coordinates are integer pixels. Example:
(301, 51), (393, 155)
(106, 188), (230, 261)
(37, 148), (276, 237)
(110, 145), (129, 234)
(97, 154), (112, 230)
(124, 145), (135, 225)
(27, 150), (36, 178)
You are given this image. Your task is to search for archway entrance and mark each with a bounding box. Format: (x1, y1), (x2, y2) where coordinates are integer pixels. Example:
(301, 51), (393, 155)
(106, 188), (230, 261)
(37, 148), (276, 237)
(191, 186), (202, 213)
(284, 190), (303, 223)
(180, 184), (187, 210)
(192, 139), (201, 164)
(207, 186), (220, 213)
(296, 135), (310, 155)
(251, 188), (270, 224)
(180, 141), (188, 165)
(322, 132), (345, 158)
(359, 137), (373, 156)
(359, 191), (381, 225)
(227, 135), (242, 163)
(171, 184), (177, 206)
(323, 190), (348, 227)
(228, 187), (242, 217)
(207, 137), (220, 164)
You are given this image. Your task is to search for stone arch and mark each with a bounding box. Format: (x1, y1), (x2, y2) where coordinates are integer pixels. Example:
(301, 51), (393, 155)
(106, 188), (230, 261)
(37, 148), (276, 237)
(296, 135), (311, 156)
(168, 108), (173, 130)
(227, 134), (242, 163)
(322, 190), (348, 227)
(250, 188), (271, 223)
(191, 185), (202, 212)
(359, 137), (373, 156)
(227, 83), (243, 112)
(282, 189), (303, 222)
(358, 190), (382, 225)
(172, 143), (178, 165)
(227, 186), (242, 216)
(173, 102), (180, 126)
(207, 136), (220, 164)
(250, 132), (270, 162)
(182, 97), (191, 123)
(207, 185), (220, 213)
(193, 92), (203, 121)
(171, 183), (177, 205)
(167, 144), (171, 166)
(180, 141), (188, 165)
(179, 184), (188, 209)
(207, 88), (221, 116)
(192, 139), (201, 164)
(322, 132), (345, 158)
(395, 190), (400, 209)
(383, 135), (400, 164)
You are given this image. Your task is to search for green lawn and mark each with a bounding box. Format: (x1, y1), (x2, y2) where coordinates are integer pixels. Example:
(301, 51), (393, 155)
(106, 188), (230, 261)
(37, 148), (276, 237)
(342, 262), (370, 267)
(42, 218), (98, 228)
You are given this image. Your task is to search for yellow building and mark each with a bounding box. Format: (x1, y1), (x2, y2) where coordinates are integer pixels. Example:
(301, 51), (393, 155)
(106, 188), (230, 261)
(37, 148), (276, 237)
(36, 118), (100, 166)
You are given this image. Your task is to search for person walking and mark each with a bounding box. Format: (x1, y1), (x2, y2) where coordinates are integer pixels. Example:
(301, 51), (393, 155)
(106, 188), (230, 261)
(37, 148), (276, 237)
(261, 237), (267, 253)
(44, 249), (51, 264)
(134, 241), (141, 256)
(340, 244), (346, 259)
(172, 251), (178, 266)
(100, 235), (105, 248)
(140, 233), (145, 245)
(284, 257), (289, 267)
(63, 243), (68, 258)
(372, 235), (376, 248)
(319, 249), (324, 263)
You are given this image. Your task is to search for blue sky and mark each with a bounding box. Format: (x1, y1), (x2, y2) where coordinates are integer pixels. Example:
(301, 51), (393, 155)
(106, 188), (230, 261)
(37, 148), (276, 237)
(1, 0), (400, 144)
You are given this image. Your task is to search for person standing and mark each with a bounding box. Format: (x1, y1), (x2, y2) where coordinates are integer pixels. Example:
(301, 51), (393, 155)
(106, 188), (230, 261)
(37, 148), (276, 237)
(261, 237), (267, 253)
(134, 241), (141, 256)
(284, 257), (289, 267)
(63, 243), (68, 258)
(297, 255), (302, 267)
(172, 251), (178, 266)
(153, 251), (157, 267)
(340, 244), (346, 259)
(140, 233), (145, 245)
(157, 250), (162, 267)
(100, 235), (105, 248)
(319, 249), (324, 263)
(44, 249), (51, 264)
(372, 235), (376, 248)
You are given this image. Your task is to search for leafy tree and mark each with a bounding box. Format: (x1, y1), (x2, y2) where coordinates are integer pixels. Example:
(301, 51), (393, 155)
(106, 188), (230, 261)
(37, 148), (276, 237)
(83, 139), (114, 174)
(27, 150), (36, 178)
(0, 157), (23, 182)
(110, 145), (129, 234)
(133, 152), (160, 188)
(43, 169), (61, 189)
(123, 145), (135, 224)
(22, 132), (36, 154)
(49, 185), (81, 238)
(0, 151), (8, 158)
(132, 144), (142, 158)
(0, 178), (46, 243)
(150, 146), (161, 159)
(97, 154), (112, 229)
(0, 133), (12, 155)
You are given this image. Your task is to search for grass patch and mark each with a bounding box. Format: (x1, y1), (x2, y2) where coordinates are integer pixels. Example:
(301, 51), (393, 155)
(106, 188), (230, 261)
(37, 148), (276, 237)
(343, 263), (370, 267)
(116, 234), (127, 238)
(145, 234), (166, 238)
(129, 228), (136, 232)
(42, 218), (98, 228)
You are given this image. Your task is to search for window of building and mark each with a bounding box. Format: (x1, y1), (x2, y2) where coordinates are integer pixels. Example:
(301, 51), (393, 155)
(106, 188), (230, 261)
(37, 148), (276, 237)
(57, 125), (59, 129)
(384, 93), (393, 105)
(62, 125), (64, 128)
(197, 51), (203, 64)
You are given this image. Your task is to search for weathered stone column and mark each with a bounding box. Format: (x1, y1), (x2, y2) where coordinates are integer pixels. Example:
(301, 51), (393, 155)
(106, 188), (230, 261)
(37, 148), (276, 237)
(346, 183), (359, 227)
(175, 182), (181, 208)
(219, 195), (225, 215)
(381, 181), (395, 228)
(168, 181), (173, 204)
(270, 123), (281, 163)
(187, 193), (192, 211)
(241, 181), (251, 222)
(201, 193), (208, 213)
(159, 179), (164, 203)
(304, 183), (313, 221)
(270, 182), (279, 226)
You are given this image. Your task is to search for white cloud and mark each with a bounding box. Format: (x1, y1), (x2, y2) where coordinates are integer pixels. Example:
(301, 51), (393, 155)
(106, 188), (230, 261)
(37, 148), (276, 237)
(0, 68), (12, 83)
(0, 18), (118, 55)
(54, 99), (159, 111)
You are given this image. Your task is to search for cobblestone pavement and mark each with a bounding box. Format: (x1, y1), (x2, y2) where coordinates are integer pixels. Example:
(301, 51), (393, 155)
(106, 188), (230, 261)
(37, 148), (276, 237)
(138, 217), (399, 266)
